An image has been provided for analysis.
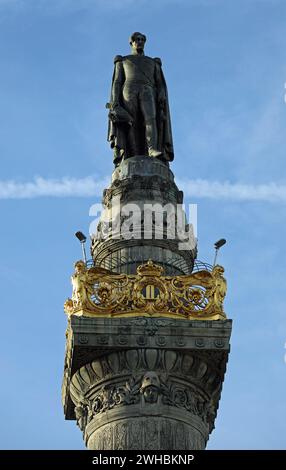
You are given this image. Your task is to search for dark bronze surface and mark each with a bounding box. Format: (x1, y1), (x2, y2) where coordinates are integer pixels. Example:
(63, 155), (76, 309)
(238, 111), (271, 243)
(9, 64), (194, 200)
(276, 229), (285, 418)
(108, 32), (174, 165)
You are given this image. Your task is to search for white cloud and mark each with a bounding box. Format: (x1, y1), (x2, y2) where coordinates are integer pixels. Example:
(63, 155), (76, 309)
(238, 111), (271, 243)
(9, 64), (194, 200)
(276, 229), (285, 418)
(178, 179), (286, 202)
(0, 176), (285, 202)
(0, 176), (108, 199)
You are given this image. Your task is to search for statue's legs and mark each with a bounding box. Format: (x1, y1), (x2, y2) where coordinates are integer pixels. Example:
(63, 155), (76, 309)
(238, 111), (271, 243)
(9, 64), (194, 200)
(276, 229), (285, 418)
(127, 126), (138, 157)
(140, 86), (162, 158)
(123, 84), (162, 158)
(122, 85), (140, 157)
(145, 119), (162, 157)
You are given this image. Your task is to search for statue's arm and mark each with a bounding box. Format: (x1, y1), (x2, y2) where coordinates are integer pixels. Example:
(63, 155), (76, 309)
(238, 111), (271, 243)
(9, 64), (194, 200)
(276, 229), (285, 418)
(111, 55), (124, 108)
(154, 58), (166, 104)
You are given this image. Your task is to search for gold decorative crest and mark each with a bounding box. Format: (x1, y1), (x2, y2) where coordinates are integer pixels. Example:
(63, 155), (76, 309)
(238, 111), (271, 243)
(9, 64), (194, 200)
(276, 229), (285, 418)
(64, 259), (227, 321)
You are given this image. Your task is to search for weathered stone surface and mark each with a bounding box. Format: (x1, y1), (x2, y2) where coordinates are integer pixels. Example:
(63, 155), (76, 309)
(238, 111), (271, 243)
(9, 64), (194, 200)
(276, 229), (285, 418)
(62, 316), (231, 449)
(91, 156), (197, 275)
(87, 418), (206, 450)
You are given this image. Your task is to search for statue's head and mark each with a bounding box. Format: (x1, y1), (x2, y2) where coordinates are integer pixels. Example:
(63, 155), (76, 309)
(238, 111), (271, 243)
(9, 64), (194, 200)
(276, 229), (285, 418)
(140, 372), (160, 404)
(140, 371), (160, 390)
(129, 32), (146, 53)
(74, 260), (86, 273)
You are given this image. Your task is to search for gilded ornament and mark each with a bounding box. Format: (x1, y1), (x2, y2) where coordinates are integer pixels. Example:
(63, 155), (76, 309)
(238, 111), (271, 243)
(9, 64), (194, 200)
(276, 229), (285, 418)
(64, 259), (227, 321)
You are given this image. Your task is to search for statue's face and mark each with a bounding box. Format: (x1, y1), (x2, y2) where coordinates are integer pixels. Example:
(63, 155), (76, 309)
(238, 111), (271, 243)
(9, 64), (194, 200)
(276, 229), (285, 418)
(75, 261), (85, 273)
(131, 34), (145, 52)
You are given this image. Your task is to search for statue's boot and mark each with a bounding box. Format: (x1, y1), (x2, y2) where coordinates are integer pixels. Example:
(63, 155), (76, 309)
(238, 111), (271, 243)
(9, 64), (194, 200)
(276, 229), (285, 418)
(148, 148), (163, 158)
(146, 119), (162, 158)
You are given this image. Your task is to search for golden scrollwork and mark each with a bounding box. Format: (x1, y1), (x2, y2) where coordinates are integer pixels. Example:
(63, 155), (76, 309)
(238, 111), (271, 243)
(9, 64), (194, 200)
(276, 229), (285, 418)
(64, 259), (227, 320)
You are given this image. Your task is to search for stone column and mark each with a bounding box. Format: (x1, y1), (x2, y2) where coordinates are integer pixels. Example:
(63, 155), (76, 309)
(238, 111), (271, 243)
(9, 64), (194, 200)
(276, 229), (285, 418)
(91, 155), (197, 275)
(62, 317), (232, 450)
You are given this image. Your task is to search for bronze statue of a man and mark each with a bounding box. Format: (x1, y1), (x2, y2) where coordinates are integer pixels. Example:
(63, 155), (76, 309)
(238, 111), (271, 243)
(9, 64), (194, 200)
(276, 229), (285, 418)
(107, 32), (174, 166)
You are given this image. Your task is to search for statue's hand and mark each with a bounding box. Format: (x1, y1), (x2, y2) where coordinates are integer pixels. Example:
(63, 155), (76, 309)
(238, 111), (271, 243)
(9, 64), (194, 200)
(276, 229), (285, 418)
(112, 101), (120, 109)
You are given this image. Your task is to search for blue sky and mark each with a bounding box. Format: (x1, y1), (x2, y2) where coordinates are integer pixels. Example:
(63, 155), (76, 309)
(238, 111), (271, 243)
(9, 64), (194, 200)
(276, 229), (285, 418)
(0, 0), (286, 449)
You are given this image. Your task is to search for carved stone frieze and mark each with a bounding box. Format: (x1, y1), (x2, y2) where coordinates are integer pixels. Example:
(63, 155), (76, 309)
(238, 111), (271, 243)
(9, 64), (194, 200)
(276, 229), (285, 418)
(88, 418), (206, 450)
(66, 345), (230, 449)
